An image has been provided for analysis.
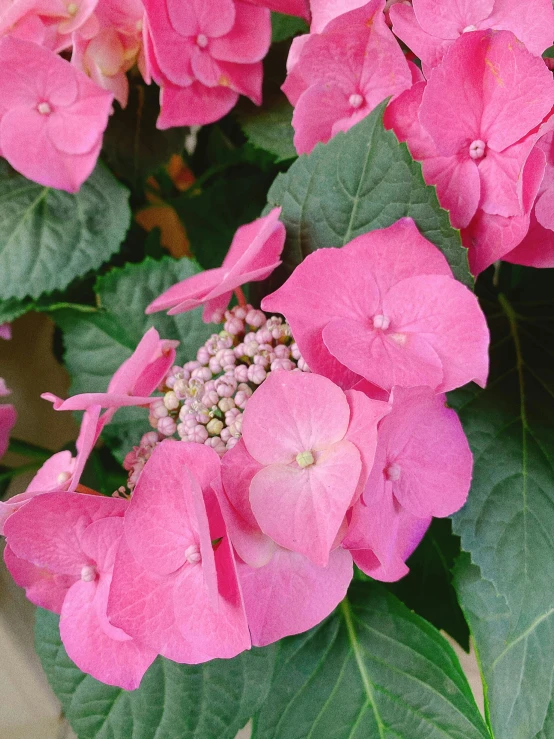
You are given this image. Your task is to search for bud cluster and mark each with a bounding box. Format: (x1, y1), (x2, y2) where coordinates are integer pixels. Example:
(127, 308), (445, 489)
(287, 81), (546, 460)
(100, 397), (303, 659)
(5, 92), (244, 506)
(123, 305), (309, 488)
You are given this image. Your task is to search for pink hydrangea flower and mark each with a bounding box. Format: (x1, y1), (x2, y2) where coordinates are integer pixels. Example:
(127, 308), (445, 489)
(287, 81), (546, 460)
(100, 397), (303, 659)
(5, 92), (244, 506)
(0, 0), (100, 53)
(142, 0), (271, 128)
(309, 0), (368, 32)
(107, 439), (251, 663)
(42, 327), (178, 422)
(384, 31), (554, 272)
(0, 405), (101, 534)
(147, 208), (286, 322)
(0, 400), (16, 461)
(262, 218), (489, 393)
(282, 0), (412, 154)
(0, 36), (113, 192)
(0, 323), (11, 340)
(391, 0), (554, 72)
(4, 491), (156, 689)
(245, 0), (309, 17)
(72, 0), (145, 107)
(503, 132), (554, 268)
(343, 385), (472, 581)
(220, 370), (389, 567)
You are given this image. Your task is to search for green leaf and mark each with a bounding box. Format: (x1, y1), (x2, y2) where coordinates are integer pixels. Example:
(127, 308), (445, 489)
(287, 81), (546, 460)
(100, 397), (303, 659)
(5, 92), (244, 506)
(253, 584), (489, 739)
(101, 81), (188, 188)
(271, 12), (308, 43)
(266, 102), (472, 287)
(450, 270), (554, 738)
(454, 556), (554, 739)
(0, 161), (130, 301)
(388, 518), (470, 650)
(35, 608), (277, 739)
(237, 97), (297, 163)
(55, 257), (213, 462)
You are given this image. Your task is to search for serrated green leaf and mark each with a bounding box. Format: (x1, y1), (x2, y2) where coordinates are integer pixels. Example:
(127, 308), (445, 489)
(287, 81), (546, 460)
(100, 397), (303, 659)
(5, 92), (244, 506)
(237, 97), (297, 163)
(0, 161), (130, 301)
(450, 268), (554, 738)
(266, 102), (472, 287)
(55, 257), (213, 462)
(388, 518), (470, 650)
(35, 608), (277, 739)
(253, 585), (489, 739)
(454, 556), (554, 739)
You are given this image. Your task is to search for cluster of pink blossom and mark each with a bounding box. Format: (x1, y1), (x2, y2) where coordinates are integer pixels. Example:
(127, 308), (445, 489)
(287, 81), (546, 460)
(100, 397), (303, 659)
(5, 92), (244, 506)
(279, 0), (554, 272)
(1, 207), (490, 689)
(0, 0), (307, 191)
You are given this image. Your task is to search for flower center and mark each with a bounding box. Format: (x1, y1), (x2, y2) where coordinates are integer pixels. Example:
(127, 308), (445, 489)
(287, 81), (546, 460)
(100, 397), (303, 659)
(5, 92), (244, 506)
(462, 24), (477, 33)
(56, 471), (71, 484)
(469, 139), (486, 160)
(67, 2), (78, 15)
(349, 93), (364, 109)
(385, 463), (401, 481)
(196, 34), (209, 48)
(37, 102), (52, 115)
(373, 314), (391, 330)
(296, 450), (315, 468)
(185, 544), (202, 564)
(80, 565), (97, 582)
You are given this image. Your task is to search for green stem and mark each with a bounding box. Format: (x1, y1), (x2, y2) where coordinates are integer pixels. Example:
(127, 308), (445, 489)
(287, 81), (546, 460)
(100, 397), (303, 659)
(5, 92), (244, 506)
(8, 438), (52, 462)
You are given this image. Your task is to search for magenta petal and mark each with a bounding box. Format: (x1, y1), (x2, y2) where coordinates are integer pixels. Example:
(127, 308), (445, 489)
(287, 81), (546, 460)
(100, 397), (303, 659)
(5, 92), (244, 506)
(210, 2), (271, 64)
(242, 371), (351, 465)
(504, 210), (554, 268)
(250, 440), (361, 566)
(158, 81), (238, 128)
(390, 3), (452, 70)
(146, 269), (222, 314)
(61, 579), (156, 690)
(412, 0), (494, 39)
(4, 545), (75, 614)
(4, 492), (127, 576)
(0, 403), (16, 460)
(239, 546), (353, 646)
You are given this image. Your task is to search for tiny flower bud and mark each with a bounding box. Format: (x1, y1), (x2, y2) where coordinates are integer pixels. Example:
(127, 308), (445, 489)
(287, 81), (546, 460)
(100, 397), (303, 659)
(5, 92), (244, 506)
(192, 366), (212, 382)
(218, 397), (235, 412)
(234, 365), (249, 382)
(81, 565), (97, 582)
(158, 416), (177, 436)
(151, 399), (169, 419)
(248, 364), (267, 384)
(246, 309), (266, 328)
(207, 418), (224, 436)
(225, 316), (244, 335)
(164, 391), (180, 411)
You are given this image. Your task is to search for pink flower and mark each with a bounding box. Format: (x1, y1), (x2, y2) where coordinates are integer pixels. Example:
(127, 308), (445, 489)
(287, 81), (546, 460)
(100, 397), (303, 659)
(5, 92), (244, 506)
(0, 323), (11, 340)
(0, 36), (113, 192)
(107, 439), (251, 663)
(220, 370), (389, 567)
(4, 491), (156, 689)
(385, 31), (554, 272)
(282, 0), (412, 154)
(391, 0), (554, 72)
(71, 0), (145, 107)
(147, 208), (286, 322)
(42, 327), (178, 421)
(0, 0), (100, 53)
(0, 401), (16, 461)
(0, 405), (101, 534)
(142, 0), (271, 128)
(343, 385), (472, 581)
(503, 132), (554, 268)
(262, 218), (489, 393)
(309, 0), (369, 33)
(245, 0), (309, 18)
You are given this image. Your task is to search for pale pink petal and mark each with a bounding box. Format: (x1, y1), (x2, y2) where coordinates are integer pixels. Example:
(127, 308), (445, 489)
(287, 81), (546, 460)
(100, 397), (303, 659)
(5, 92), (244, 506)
(242, 371), (351, 465)
(145, 270), (223, 314)
(4, 492), (127, 576)
(390, 3), (452, 70)
(250, 440), (361, 566)
(484, 0), (554, 58)
(292, 83), (352, 154)
(503, 211), (554, 268)
(412, 0), (494, 38)
(0, 403), (16, 460)
(422, 155), (480, 228)
(309, 0), (367, 33)
(4, 545), (75, 614)
(239, 546), (353, 646)
(60, 579), (156, 690)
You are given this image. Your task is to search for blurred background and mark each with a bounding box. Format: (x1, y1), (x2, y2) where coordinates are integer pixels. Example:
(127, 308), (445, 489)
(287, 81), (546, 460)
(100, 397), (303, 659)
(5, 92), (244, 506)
(0, 313), (483, 739)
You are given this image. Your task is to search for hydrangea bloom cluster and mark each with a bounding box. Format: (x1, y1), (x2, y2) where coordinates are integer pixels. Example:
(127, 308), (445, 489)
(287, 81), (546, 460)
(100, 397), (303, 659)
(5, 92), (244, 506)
(0, 0), (306, 190)
(1, 210), (489, 689)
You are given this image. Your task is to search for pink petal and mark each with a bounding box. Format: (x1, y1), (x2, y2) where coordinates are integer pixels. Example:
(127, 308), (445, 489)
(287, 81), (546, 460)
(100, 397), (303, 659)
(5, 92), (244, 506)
(158, 80), (238, 128)
(107, 327), (178, 397)
(344, 388), (390, 501)
(4, 544), (75, 614)
(69, 405), (102, 490)
(465, 209), (531, 275)
(213, 59), (263, 104)
(60, 578), (156, 690)
(242, 370), (351, 465)
(503, 210), (554, 268)
(142, 0), (195, 86)
(238, 546), (353, 646)
(412, 0), (494, 39)
(245, 0), (309, 20)
(46, 87), (113, 156)
(166, 0), (236, 38)
(484, 0), (554, 58)
(477, 139), (538, 218)
(146, 269), (222, 314)
(221, 207), (285, 277)
(292, 82), (352, 154)
(0, 403), (16, 460)
(249, 440), (361, 566)
(390, 3), (452, 70)
(422, 154), (480, 228)
(0, 323), (11, 340)
(309, 0), (368, 33)
(125, 440), (220, 577)
(210, 2), (271, 64)
(4, 492), (127, 576)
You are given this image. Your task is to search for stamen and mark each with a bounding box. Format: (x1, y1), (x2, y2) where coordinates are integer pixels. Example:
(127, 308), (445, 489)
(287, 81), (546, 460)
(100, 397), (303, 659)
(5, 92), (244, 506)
(37, 102), (52, 115)
(196, 34), (208, 48)
(296, 450), (315, 468)
(469, 139), (486, 160)
(349, 93), (364, 109)
(385, 463), (401, 481)
(185, 544), (202, 564)
(80, 565), (97, 582)
(373, 314), (391, 330)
